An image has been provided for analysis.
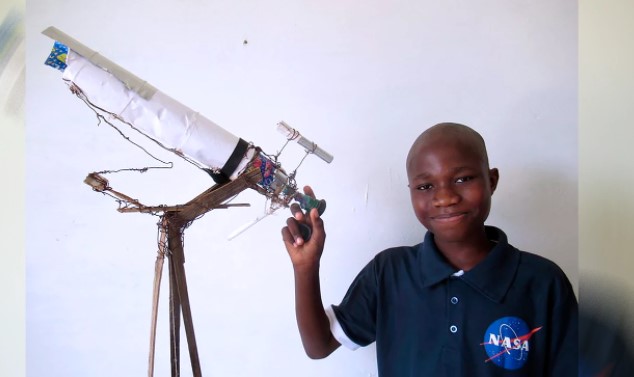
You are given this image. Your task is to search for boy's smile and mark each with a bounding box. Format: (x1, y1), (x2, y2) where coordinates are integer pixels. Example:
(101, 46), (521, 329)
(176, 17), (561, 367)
(431, 212), (468, 223)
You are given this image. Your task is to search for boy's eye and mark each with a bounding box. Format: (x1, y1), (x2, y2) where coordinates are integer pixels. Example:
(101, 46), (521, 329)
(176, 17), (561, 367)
(456, 176), (473, 184)
(416, 183), (433, 191)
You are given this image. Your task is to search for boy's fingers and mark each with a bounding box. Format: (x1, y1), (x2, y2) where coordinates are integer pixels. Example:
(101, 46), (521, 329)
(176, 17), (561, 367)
(285, 217), (305, 246)
(303, 185), (316, 199)
(290, 203), (305, 221)
(298, 223), (312, 241)
(308, 208), (325, 240)
(281, 227), (298, 246)
(284, 186), (323, 247)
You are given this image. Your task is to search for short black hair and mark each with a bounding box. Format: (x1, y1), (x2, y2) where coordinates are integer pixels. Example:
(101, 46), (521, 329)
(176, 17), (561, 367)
(406, 122), (490, 171)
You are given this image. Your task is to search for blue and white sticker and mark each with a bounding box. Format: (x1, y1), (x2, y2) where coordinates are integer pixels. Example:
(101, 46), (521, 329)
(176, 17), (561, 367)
(481, 316), (542, 370)
(44, 41), (68, 71)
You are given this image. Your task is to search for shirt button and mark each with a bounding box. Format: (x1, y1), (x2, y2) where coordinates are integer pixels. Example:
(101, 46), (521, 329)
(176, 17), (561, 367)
(450, 297), (459, 304)
(450, 325), (458, 333)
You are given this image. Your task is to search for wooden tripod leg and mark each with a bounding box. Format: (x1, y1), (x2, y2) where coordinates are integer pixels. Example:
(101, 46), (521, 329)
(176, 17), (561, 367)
(148, 219), (168, 377)
(168, 221), (203, 377)
(168, 252), (182, 377)
(148, 252), (165, 377)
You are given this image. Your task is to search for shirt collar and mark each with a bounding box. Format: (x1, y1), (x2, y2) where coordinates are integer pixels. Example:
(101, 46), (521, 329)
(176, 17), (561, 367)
(419, 226), (520, 303)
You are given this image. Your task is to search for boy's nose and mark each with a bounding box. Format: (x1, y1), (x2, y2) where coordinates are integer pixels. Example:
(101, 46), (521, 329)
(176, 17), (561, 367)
(433, 187), (460, 207)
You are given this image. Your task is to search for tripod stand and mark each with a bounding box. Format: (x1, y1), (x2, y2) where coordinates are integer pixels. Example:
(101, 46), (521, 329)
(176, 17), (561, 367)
(86, 165), (263, 377)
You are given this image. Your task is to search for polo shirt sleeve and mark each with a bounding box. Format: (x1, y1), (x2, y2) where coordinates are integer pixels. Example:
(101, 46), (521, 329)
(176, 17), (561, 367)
(330, 259), (378, 348)
(325, 305), (361, 350)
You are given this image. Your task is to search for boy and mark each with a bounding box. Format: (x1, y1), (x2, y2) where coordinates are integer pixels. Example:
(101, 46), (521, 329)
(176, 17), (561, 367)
(281, 122), (578, 376)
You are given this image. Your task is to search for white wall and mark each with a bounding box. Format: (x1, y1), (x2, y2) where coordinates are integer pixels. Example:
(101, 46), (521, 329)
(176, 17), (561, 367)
(25, 1), (578, 376)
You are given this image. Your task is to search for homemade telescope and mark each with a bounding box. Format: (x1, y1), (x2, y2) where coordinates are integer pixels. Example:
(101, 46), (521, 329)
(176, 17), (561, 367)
(42, 26), (332, 377)
(42, 26), (331, 230)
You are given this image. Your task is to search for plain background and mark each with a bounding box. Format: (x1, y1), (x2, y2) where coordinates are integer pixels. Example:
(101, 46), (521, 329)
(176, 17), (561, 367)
(9, 2), (632, 375)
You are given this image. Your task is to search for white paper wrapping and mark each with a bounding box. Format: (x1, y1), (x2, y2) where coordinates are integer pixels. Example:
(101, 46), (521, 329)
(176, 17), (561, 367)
(61, 49), (254, 180)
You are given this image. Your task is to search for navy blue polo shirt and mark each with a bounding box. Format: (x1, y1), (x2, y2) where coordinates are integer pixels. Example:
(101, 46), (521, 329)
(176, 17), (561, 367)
(330, 226), (578, 376)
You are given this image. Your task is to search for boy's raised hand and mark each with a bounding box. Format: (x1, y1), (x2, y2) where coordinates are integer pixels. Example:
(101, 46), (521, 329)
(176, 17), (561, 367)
(281, 186), (326, 269)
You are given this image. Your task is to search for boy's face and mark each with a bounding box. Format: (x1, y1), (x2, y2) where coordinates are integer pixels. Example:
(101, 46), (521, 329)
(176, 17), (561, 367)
(407, 135), (498, 245)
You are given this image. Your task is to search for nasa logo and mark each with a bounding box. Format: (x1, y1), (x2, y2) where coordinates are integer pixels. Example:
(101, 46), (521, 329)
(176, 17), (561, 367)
(481, 316), (542, 370)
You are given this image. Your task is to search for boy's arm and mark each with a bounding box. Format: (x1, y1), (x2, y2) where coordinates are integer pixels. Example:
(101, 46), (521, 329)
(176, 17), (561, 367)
(282, 187), (341, 358)
(293, 262), (341, 358)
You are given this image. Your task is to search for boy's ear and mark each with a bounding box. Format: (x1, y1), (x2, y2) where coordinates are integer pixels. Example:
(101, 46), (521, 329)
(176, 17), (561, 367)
(489, 168), (499, 193)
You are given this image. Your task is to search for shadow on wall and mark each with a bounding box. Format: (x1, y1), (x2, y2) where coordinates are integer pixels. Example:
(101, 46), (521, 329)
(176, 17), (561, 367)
(579, 274), (634, 377)
(0, 6), (25, 117)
